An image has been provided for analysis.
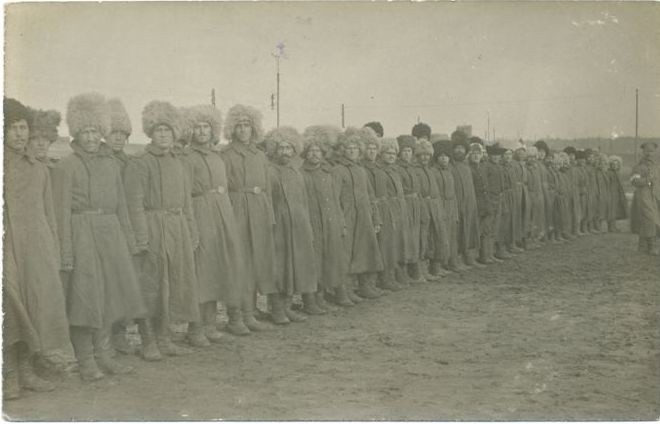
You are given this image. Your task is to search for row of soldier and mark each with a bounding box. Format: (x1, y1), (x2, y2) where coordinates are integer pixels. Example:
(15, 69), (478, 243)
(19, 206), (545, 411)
(3, 94), (632, 400)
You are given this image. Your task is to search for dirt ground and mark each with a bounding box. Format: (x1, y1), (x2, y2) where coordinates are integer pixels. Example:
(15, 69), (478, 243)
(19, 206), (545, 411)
(4, 229), (659, 421)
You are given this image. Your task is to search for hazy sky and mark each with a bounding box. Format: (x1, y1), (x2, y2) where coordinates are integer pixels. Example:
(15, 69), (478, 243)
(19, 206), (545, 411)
(5, 2), (660, 143)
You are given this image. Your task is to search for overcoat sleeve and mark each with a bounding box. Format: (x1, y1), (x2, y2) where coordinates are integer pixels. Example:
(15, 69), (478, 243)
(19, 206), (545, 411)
(43, 167), (61, 261)
(124, 158), (149, 250)
(50, 163), (73, 269)
(115, 169), (139, 254)
(182, 160), (199, 250)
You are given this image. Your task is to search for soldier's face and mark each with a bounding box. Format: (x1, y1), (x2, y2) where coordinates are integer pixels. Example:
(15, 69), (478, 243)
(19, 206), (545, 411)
(469, 150), (483, 164)
(77, 126), (102, 153)
(610, 161), (620, 171)
(417, 153), (431, 166)
(193, 121), (213, 145)
(453, 146), (466, 162)
(515, 149), (527, 161)
(437, 154), (450, 168)
(152, 124), (174, 150)
(489, 154), (501, 164)
(275, 142), (294, 164)
(5, 119), (29, 151)
(503, 151), (513, 163)
(537, 150), (546, 160)
(28, 135), (50, 159)
(365, 143), (378, 161)
(381, 149), (397, 164)
(306, 144), (323, 165)
(106, 131), (128, 152)
(344, 143), (360, 161)
(234, 120), (252, 144)
(642, 144), (657, 159)
(400, 147), (413, 163)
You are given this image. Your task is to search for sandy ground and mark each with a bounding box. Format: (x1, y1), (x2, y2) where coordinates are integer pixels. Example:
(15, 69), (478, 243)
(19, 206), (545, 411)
(4, 229), (659, 421)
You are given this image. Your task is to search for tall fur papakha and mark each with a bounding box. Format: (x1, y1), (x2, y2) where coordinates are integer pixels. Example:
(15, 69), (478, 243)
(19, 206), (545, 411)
(397, 134), (416, 152)
(338, 126), (374, 152)
(141, 100), (182, 141)
(361, 126), (380, 149)
(380, 137), (400, 154)
(223, 104), (264, 144)
(28, 108), (61, 143)
(263, 126), (303, 157)
(66, 92), (111, 138)
(186, 104), (223, 145)
(415, 139), (434, 156)
(302, 125), (341, 156)
(107, 98), (132, 137)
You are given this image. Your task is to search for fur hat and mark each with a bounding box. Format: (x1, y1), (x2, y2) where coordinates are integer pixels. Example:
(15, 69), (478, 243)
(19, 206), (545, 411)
(575, 149), (587, 160)
(469, 142), (485, 153)
(66, 92), (111, 138)
(338, 127), (366, 152)
(142, 101), (182, 140)
(361, 126), (380, 149)
(186, 104), (223, 144)
(433, 140), (453, 160)
(363, 121), (384, 138)
(486, 144), (506, 156)
(380, 137), (399, 155)
(469, 136), (484, 146)
(223, 104), (264, 144)
(263, 126), (303, 157)
(450, 129), (468, 144)
(4, 97), (32, 129)
(29, 108), (61, 143)
(415, 139), (434, 156)
(107, 98), (132, 137)
(302, 125), (341, 156)
(563, 146), (576, 155)
(397, 135), (416, 152)
(534, 140), (550, 156)
(411, 122), (431, 140)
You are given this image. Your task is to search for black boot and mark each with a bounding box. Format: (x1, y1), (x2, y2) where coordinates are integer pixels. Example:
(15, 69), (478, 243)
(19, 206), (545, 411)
(70, 326), (104, 382)
(225, 306), (250, 336)
(268, 294), (290, 325)
(94, 327), (135, 375)
(284, 296), (308, 323)
(333, 285), (354, 307)
(137, 319), (162, 362)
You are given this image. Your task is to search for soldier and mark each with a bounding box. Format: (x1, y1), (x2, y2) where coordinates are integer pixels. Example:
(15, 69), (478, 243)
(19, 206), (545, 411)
(333, 127), (385, 301)
(414, 139), (450, 277)
(574, 149), (591, 234)
(3, 98), (70, 399)
(594, 152), (611, 233)
(52, 93), (145, 379)
(467, 143), (492, 265)
(605, 156), (628, 232)
(361, 131), (403, 292)
(397, 135), (426, 280)
(181, 105), (245, 344)
(630, 141), (660, 255)
(26, 108), (61, 166)
(432, 141), (463, 272)
(103, 98), (138, 355)
(300, 125), (349, 308)
(584, 149), (601, 234)
(450, 130), (481, 267)
(555, 152), (575, 241)
(525, 146), (546, 247)
(264, 127), (319, 322)
(376, 138), (412, 289)
(124, 100), (200, 360)
(483, 144), (509, 261)
(220, 105), (274, 334)
(534, 141), (555, 241)
(512, 146), (532, 248)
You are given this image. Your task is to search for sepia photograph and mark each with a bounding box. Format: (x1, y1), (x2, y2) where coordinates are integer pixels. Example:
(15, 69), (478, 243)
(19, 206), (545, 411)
(2, 1), (659, 421)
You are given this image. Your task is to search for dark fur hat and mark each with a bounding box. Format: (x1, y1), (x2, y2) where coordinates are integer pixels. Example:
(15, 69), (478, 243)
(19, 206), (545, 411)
(563, 146), (577, 155)
(534, 140), (550, 156)
(363, 121), (384, 138)
(4, 97), (32, 129)
(397, 134), (416, 152)
(29, 108), (61, 143)
(575, 149), (587, 160)
(411, 122), (431, 140)
(433, 140), (453, 160)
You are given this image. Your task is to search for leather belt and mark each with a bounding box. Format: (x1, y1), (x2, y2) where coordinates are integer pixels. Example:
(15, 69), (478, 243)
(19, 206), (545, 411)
(193, 186), (227, 198)
(72, 208), (114, 215)
(231, 186), (264, 195)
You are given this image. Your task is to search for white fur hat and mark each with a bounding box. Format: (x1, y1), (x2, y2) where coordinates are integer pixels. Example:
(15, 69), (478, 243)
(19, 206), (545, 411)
(66, 92), (111, 138)
(142, 100), (182, 140)
(187, 104), (223, 144)
(107, 98), (132, 137)
(263, 126), (302, 157)
(223, 104), (263, 144)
